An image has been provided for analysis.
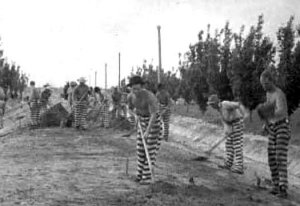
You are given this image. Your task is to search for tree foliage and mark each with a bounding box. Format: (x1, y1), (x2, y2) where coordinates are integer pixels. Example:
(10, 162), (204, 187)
(0, 38), (28, 99)
(128, 15), (300, 116)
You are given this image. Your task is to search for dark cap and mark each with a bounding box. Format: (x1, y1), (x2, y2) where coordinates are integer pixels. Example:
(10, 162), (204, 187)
(127, 75), (145, 87)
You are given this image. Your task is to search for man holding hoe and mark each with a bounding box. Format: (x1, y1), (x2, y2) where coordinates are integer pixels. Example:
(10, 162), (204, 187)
(127, 76), (162, 185)
(207, 95), (247, 175)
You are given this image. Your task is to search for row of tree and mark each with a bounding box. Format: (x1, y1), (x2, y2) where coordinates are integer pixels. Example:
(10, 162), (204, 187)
(0, 39), (28, 99)
(129, 15), (300, 118)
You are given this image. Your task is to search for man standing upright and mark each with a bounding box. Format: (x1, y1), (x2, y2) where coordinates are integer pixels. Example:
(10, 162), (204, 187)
(258, 69), (290, 198)
(156, 83), (171, 141)
(0, 86), (5, 129)
(40, 84), (52, 114)
(73, 77), (89, 130)
(112, 87), (122, 119)
(29, 81), (41, 129)
(66, 81), (77, 127)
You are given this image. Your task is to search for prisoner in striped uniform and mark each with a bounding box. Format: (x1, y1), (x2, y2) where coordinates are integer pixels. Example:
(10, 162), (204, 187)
(40, 84), (52, 114)
(0, 86), (5, 129)
(67, 81), (77, 127)
(127, 75), (161, 185)
(29, 81), (41, 129)
(259, 69), (290, 198)
(208, 95), (246, 175)
(156, 83), (171, 141)
(72, 77), (89, 130)
(99, 97), (110, 128)
(112, 87), (122, 119)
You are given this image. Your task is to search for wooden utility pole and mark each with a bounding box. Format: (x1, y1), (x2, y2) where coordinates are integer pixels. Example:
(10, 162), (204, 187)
(105, 63), (107, 89)
(118, 52), (121, 88)
(157, 25), (162, 84)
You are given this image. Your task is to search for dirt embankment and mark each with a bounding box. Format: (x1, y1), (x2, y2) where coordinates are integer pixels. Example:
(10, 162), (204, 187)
(170, 114), (300, 180)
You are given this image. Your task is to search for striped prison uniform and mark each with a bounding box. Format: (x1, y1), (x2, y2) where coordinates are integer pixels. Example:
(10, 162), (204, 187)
(266, 118), (290, 191)
(132, 88), (163, 183)
(29, 87), (41, 128)
(136, 113), (161, 183)
(74, 100), (88, 129)
(159, 103), (171, 141)
(99, 101), (110, 128)
(73, 83), (89, 130)
(224, 118), (244, 171)
(264, 87), (290, 191)
(219, 101), (245, 173)
(39, 89), (51, 114)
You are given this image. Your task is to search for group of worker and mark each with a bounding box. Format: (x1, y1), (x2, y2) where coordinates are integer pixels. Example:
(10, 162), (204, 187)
(1, 68), (291, 198)
(120, 69), (291, 198)
(206, 69), (290, 198)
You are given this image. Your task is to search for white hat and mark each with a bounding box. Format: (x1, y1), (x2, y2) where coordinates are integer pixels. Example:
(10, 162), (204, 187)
(78, 77), (87, 83)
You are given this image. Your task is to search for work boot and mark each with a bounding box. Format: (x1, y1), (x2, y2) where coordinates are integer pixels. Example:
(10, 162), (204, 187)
(218, 163), (231, 170)
(269, 185), (279, 195)
(230, 166), (244, 175)
(276, 186), (288, 199)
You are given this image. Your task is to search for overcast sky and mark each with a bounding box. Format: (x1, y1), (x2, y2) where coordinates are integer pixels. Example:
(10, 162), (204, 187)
(0, 0), (299, 87)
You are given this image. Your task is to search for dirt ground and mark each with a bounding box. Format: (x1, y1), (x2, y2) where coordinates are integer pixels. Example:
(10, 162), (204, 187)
(0, 121), (300, 206)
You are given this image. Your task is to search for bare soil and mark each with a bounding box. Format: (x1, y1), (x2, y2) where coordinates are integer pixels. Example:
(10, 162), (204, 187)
(0, 124), (299, 206)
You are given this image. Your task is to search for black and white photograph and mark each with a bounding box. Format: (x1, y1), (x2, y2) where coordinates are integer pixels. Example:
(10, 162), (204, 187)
(0, 0), (300, 205)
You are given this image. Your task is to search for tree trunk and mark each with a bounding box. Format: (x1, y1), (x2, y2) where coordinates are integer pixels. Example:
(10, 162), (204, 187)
(249, 110), (253, 122)
(186, 104), (189, 113)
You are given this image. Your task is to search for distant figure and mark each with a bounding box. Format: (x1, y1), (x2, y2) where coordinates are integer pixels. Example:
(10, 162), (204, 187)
(156, 83), (171, 141)
(99, 95), (110, 128)
(66, 81), (77, 127)
(0, 86), (5, 129)
(111, 87), (122, 119)
(127, 88), (136, 128)
(29, 81), (41, 129)
(73, 77), (89, 130)
(94, 87), (104, 106)
(63, 82), (70, 100)
(40, 84), (52, 114)
(207, 94), (246, 175)
(258, 69), (290, 198)
(120, 91), (128, 118)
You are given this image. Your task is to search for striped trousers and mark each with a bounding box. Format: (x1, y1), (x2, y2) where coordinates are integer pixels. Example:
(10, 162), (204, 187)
(30, 100), (40, 128)
(99, 103), (110, 128)
(159, 103), (171, 141)
(224, 119), (244, 171)
(74, 100), (88, 129)
(136, 113), (162, 182)
(267, 118), (290, 190)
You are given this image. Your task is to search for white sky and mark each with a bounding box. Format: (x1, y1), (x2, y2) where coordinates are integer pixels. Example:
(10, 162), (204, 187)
(0, 0), (299, 87)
